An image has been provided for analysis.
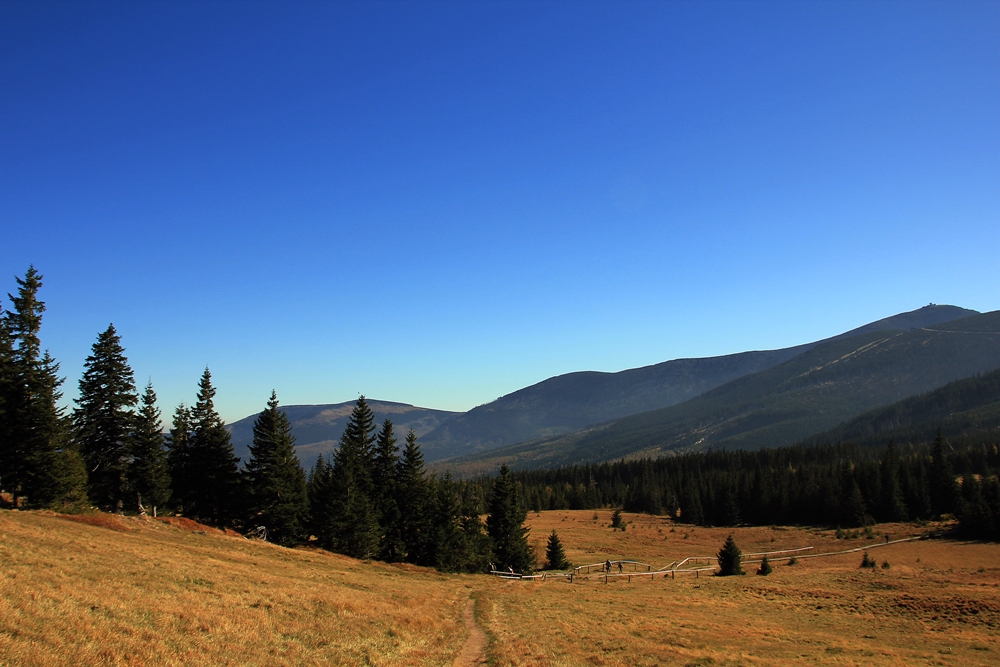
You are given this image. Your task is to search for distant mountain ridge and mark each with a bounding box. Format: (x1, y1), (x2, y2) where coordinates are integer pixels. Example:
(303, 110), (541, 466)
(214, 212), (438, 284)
(227, 400), (458, 467)
(438, 309), (1000, 473)
(225, 304), (981, 469)
(418, 304), (977, 461)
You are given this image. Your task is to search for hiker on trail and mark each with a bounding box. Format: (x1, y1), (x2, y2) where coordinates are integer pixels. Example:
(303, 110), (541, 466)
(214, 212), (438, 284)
(618, 561), (623, 574)
(884, 533), (890, 544)
(605, 559), (612, 573)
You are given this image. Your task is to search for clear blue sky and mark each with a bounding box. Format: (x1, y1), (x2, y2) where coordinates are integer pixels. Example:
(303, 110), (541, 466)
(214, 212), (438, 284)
(1, 1), (997, 423)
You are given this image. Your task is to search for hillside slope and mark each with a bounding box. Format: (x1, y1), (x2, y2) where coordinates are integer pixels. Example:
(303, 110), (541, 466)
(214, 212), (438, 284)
(0, 510), (471, 666)
(420, 304), (976, 461)
(227, 400), (458, 467)
(798, 366), (1000, 449)
(441, 310), (1000, 472)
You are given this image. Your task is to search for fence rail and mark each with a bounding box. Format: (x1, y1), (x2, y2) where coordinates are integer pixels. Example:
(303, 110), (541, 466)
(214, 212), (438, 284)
(490, 534), (931, 583)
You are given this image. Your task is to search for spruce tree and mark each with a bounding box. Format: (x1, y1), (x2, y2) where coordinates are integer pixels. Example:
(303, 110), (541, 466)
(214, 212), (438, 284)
(0, 308), (15, 498)
(396, 428), (432, 564)
(187, 368), (241, 525)
(74, 324), (138, 512)
(459, 483), (490, 573)
(682, 477), (704, 525)
(487, 463), (531, 573)
(244, 391), (308, 546)
(306, 454), (336, 549)
(716, 534), (744, 576)
(166, 403), (192, 513)
(878, 439), (908, 522)
(930, 429), (959, 517)
(130, 381), (171, 515)
(372, 418), (403, 561)
(430, 472), (466, 571)
(4, 267), (87, 509)
(757, 555), (772, 576)
(545, 530), (569, 570)
(328, 396), (378, 558)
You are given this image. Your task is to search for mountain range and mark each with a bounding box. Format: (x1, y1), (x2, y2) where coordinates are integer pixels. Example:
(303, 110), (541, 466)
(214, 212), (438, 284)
(440, 309), (1000, 473)
(416, 304), (977, 459)
(226, 304), (1000, 471)
(227, 400), (457, 467)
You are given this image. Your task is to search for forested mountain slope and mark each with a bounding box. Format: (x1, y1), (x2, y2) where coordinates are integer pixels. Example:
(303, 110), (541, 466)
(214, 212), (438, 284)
(440, 310), (1000, 472)
(420, 304), (975, 461)
(799, 366), (1000, 449)
(227, 400), (458, 466)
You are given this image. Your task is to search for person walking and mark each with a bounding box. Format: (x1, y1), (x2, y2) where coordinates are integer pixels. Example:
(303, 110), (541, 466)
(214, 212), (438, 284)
(605, 559), (612, 573)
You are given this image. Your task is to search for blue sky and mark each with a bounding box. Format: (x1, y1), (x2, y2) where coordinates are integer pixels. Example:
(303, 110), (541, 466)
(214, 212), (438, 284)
(1, 1), (997, 423)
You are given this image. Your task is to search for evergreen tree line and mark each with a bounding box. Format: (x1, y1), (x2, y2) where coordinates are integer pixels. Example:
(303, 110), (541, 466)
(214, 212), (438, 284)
(0, 268), (533, 572)
(305, 396), (531, 572)
(509, 436), (1000, 540)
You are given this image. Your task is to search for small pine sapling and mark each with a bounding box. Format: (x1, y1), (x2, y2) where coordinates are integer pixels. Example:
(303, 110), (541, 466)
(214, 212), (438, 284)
(610, 509), (623, 529)
(757, 556), (772, 576)
(881, 559), (891, 570)
(787, 556), (797, 566)
(716, 534), (744, 576)
(545, 530), (570, 570)
(860, 551), (877, 569)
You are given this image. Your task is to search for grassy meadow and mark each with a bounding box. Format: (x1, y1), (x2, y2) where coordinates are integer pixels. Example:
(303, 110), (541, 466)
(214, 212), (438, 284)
(0, 510), (472, 666)
(2, 508), (999, 666)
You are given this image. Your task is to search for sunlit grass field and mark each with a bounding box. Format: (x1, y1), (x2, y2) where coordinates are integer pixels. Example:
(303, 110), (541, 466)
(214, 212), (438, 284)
(2, 508), (999, 666)
(483, 510), (1000, 666)
(0, 510), (472, 666)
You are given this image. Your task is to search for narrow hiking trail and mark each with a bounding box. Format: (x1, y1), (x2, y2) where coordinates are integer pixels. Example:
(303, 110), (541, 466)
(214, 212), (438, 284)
(453, 596), (487, 666)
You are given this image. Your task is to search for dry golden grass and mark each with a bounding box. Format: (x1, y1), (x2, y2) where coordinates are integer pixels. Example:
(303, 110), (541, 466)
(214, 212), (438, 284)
(0, 510), (474, 666)
(3, 508), (999, 666)
(476, 510), (1000, 666)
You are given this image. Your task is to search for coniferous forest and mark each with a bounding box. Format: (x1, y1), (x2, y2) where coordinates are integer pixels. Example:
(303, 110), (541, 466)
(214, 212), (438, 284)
(1, 266), (999, 585)
(0, 268), (529, 572)
(510, 436), (1000, 540)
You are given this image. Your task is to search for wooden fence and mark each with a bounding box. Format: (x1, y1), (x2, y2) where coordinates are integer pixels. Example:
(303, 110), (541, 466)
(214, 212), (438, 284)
(489, 535), (930, 583)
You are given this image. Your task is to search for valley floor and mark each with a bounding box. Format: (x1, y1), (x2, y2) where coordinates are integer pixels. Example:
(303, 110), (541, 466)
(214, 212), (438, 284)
(2, 509), (998, 666)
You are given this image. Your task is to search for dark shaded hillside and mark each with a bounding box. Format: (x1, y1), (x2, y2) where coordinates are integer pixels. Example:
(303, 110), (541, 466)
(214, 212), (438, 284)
(799, 366), (1000, 449)
(440, 310), (1000, 473)
(420, 304), (976, 461)
(227, 400), (458, 467)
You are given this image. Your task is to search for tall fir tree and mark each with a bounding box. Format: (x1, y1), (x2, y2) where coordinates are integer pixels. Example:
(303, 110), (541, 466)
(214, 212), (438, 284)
(372, 418), (403, 561)
(166, 403), (192, 513)
(3, 267), (87, 509)
(930, 429), (959, 517)
(430, 472), (467, 571)
(244, 391), (308, 546)
(878, 439), (908, 522)
(130, 381), (171, 515)
(486, 463), (531, 573)
(328, 396), (378, 558)
(74, 324), (138, 511)
(0, 306), (14, 497)
(459, 483), (490, 572)
(396, 428), (432, 564)
(681, 477), (704, 525)
(186, 368), (242, 525)
(307, 454), (337, 549)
